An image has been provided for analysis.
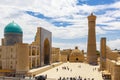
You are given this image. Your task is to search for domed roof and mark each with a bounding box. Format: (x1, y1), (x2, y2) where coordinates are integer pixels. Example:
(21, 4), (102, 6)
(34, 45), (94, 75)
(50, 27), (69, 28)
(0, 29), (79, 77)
(4, 21), (23, 34)
(71, 46), (82, 55)
(106, 46), (112, 53)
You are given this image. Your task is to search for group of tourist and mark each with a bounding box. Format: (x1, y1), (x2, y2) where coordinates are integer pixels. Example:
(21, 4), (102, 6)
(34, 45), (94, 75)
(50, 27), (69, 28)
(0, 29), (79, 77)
(58, 76), (95, 80)
(56, 64), (100, 80)
(37, 63), (100, 80)
(92, 67), (100, 72)
(56, 66), (72, 72)
(62, 66), (69, 70)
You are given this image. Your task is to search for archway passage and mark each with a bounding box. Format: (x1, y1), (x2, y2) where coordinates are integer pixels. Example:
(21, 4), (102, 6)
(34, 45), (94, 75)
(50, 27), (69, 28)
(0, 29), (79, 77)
(67, 55), (69, 61)
(44, 39), (50, 65)
(76, 58), (78, 61)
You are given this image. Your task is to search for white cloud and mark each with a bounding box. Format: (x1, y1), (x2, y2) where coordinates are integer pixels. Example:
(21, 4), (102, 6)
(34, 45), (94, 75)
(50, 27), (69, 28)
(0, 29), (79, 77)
(110, 1), (120, 8)
(0, 0), (120, 50)
(32, 0), (79, 17)
(107, 39), (120, 50)
(96, 26), (106, 34)
(0, 0), (33, 10)
(97, 16), (114, 24)
(102, 22), (120, 30)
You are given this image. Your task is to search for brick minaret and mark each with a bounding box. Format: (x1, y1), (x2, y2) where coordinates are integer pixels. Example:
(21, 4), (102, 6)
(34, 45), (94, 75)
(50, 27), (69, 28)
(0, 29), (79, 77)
(87, 13), (97, 64)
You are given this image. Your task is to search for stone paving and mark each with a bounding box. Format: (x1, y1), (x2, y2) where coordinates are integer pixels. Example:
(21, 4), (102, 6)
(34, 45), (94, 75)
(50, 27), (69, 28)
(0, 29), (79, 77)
(36, 62), (103, 80)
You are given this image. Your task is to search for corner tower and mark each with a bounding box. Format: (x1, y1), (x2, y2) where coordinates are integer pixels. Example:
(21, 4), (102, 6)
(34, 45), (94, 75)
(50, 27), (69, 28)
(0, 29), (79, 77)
(87, 13), (97, 64)
(100, 37), (106, 70)
(4, 21), (23, 46)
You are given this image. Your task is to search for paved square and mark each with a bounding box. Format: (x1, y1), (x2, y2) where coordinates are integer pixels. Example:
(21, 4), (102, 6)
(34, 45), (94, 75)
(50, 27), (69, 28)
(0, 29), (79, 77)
(37, 62), (103, 80)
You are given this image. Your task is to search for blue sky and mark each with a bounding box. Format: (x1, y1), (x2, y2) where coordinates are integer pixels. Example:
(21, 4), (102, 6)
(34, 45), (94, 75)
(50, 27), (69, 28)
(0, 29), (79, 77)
(0, 0), (120, 51)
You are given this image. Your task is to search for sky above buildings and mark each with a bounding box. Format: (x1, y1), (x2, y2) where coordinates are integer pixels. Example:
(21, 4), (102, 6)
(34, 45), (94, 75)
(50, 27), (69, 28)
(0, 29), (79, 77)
(0, 0), (120, 51)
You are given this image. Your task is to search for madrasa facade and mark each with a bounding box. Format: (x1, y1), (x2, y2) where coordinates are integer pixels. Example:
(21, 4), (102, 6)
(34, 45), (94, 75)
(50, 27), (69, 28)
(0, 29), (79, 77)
(0, 21), (52, 76)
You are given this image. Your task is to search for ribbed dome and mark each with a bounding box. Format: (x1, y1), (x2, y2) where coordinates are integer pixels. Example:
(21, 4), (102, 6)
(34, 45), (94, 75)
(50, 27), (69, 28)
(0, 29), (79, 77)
(4, 21), (23, 34)
(71, 46), (82, 55)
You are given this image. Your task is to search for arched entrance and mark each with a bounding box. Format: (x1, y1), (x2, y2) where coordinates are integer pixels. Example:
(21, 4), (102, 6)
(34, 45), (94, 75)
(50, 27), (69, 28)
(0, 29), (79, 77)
(76, 58), (78, 61)
(44, 39), (50, 65)
(67, 55), (69, 61)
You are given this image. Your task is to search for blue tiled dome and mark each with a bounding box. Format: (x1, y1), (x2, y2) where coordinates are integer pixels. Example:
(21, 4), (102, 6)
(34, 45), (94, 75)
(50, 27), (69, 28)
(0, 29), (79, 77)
(4, 21), (23, 34)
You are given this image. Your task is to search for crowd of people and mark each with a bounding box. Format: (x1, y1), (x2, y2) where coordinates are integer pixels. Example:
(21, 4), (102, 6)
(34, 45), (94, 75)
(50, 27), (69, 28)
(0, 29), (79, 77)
(55, 64), (99, 80)
(56, 66), (72, 72)
(37, 63), (102, 80)
(58, 76), (95, 80)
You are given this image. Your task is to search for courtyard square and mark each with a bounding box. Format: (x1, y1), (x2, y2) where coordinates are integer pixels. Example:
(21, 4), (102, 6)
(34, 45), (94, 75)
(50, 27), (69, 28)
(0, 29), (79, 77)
(37, 62), (103, 80)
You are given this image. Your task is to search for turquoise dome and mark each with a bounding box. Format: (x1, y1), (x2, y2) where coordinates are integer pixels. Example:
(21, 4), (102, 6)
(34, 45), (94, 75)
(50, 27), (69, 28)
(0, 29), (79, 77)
(4, 21), (23, 34)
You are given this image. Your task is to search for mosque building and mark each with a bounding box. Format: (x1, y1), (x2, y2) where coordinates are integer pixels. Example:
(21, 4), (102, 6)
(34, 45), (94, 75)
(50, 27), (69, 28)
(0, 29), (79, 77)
(0, 21), (52, 76)
(59, 47), (85, 62)
(69, 46), (84, 62)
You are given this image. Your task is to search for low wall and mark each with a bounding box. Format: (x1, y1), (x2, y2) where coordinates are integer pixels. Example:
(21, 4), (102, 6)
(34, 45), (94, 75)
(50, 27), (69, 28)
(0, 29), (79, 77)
(28, 62), (63, 77)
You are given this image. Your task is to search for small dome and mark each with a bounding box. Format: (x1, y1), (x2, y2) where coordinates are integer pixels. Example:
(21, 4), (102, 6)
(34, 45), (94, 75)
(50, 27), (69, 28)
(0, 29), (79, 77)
(71, 46), (82, 55)
(4, 21), (23, 34)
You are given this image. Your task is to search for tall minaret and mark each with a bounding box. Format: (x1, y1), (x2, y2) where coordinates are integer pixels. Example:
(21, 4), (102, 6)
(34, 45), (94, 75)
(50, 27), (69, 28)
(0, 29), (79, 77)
(87, 13), (97, 64)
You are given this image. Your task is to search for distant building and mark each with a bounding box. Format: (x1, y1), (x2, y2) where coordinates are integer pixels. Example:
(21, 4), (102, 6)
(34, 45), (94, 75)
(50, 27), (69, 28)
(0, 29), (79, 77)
(60, 49), (72, 62)
(69, 46), (84, 62)
(59, 47), (85, 62)
(0, 21), (52, 76)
